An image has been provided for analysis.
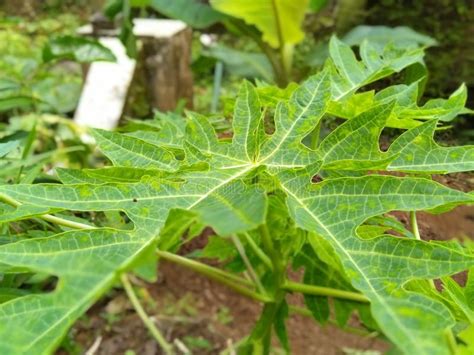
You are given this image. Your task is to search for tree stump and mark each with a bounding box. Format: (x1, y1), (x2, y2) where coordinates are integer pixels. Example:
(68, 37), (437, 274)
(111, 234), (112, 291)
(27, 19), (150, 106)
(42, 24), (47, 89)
(75, 19), (193, 129)
(142, 27), (194, 111)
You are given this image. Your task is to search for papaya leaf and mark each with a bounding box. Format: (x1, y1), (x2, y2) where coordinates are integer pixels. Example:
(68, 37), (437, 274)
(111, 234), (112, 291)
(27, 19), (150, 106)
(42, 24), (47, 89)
(440, 274), (474, 323)
(279, 170), (474, 354)
(388, 120), (474, 173)
(0, 34), (473, 355)
(91, 129), (179, 171)
(328, 36), (425, 100)
(319, 102), (396, 170)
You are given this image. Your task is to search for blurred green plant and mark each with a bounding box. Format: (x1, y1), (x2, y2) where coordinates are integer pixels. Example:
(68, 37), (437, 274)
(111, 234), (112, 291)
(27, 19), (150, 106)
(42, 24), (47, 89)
(0, 15), (115, 116)
(0, 113), (91, 183)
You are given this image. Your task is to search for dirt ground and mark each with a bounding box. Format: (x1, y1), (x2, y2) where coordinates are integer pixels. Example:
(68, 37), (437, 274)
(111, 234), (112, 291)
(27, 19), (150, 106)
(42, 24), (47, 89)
(60, 173), (474, 355)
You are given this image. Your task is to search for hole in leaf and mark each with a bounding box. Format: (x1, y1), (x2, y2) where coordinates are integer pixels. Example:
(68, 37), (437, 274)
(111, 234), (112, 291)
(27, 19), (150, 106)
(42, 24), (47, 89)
(263, 109), (275, 135)
(379, 127), (401, 152)
(0, 273), (59, 304)
(359, 212), (413, 239)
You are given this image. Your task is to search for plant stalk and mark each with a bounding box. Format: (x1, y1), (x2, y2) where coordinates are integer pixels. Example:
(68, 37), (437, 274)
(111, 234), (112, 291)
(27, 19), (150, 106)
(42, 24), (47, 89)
(270, 0), (290, 86)
(156, 250), (271, 303)
(230, 19), (285, 86)
(121, 273), (174, 354)
(283, 281), (369, 303)
(410, 211), (421, 240)
(242, 232), (273, 271)
(230, 234), (266, 295)
(246, 224), (288, 350)
(411, 211), (439, 291)
(258, 224), (283, 273)
(444, 328), (457, 355)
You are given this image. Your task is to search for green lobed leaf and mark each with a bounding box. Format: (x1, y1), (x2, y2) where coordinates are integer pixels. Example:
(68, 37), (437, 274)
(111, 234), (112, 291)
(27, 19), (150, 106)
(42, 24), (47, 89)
(328, 36), (425, 100)
(388, 120), (474, 173)
(0, 229), (150, 354)
(279, 171), (474, 354)
(258, 69), (331, 170)
(124, 111), (186, 150)
(329, 83), (471, 127)
(91, 129), (179, 171)
(0, 35), (473, 354)
(319, 102), (396, 170)
(0, 67), (330, 353)
(440, 274), (474, 323)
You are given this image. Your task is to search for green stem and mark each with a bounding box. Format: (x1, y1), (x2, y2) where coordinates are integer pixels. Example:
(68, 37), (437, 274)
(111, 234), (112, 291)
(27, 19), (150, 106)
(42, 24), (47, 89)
(248, 302), (281, 352)
(16, 119), (37, 184)
(156, 250), (271, 303)
(410, 210), (438, 289)
(246, 225), (288, 351)
(444, 328), (457, 355)
(410, 211), (421, 240)
(0, 193), (95, 230)
(230, 19), (285, 86)
(258, 224), (283, 273)
(157, 250), (252, 286)
(242, 232), (273, 271)
(121, 274), (174, 354)
(283, 281), (369, 303)
(270, 0), (290, 85)
(230, 234), (266, 295)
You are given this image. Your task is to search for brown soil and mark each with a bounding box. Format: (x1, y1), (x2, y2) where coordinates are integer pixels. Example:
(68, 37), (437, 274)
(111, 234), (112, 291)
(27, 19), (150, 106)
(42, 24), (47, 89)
(59, 173), (474, 355)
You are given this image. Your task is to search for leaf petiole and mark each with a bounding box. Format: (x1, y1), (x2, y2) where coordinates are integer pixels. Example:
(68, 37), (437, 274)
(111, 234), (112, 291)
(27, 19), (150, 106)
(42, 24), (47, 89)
(121, 273), (174, 354)
(242, 232), (273, 271)
(283, 281), (369, 303)
(410, 211), (421, 240)
(230, 234), (266, 295)
(156, 250), (272, 303)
